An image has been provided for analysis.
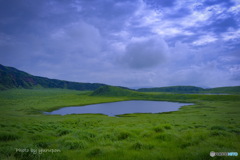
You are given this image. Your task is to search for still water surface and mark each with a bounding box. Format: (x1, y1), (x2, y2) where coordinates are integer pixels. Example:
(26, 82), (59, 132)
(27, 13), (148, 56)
(46, 100), (193, 117)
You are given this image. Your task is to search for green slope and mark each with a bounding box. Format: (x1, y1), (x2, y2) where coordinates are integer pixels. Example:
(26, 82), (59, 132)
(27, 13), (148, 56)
(91, 86), (141, 97)
(138, 86), (240, 94)
(204, 86), (240, 94)
(138, 86), (204, 93)
(0, 64), (106, 91)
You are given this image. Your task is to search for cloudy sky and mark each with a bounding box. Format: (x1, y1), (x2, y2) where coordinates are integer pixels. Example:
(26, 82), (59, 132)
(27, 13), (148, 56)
(0, 0), (240, 88)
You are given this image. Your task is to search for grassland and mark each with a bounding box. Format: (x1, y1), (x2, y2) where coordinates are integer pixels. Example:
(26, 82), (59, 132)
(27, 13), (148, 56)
(0, 89), (240, 160)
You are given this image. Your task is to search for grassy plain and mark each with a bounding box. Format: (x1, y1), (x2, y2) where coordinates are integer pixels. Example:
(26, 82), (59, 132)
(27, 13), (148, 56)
(0, 89), (240, 160)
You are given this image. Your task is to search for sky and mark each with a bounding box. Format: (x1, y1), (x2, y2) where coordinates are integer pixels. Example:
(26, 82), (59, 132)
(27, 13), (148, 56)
(0, 0), (240, 88)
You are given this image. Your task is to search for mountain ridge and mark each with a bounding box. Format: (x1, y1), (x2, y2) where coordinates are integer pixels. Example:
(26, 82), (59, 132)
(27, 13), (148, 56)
(1, 64), (239, 94)
(0, 64), (107, 91)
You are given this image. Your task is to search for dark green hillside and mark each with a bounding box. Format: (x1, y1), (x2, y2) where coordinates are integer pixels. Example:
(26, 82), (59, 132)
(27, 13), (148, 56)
(138, 85), (240, 94)
(138, 86), (204, 93)
(204, 86), (240, 94)
(91, 86), (141, 97)
(0, 64), (106, 90)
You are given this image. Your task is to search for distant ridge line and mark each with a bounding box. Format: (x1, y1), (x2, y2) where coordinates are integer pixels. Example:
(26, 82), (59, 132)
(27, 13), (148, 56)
(0, 64), (239, 94)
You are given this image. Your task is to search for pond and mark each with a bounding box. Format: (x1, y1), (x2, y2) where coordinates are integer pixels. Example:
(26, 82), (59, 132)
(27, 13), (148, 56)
(45, 100), (193, 117)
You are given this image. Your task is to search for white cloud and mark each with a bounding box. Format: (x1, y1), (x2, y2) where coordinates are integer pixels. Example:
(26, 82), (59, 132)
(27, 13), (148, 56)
(193, 35), (218, 45)
(221, 28), (240, 41)
(229, 1), (240, 15)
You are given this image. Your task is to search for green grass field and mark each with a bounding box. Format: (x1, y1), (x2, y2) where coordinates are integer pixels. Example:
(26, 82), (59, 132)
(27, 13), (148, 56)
(0, 89), (240, 160)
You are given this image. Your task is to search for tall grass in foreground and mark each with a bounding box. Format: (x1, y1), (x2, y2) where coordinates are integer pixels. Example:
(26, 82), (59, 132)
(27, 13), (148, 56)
(0, 89), (239, 159)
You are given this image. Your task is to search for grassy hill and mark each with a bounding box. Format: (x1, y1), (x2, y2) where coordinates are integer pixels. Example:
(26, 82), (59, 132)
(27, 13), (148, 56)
(138, 86), (204, 93)
(0, 64), (106, 91)
(91, 86), (141, 97)
(138, 85), (240, 94)
(204, 86), (240, 94)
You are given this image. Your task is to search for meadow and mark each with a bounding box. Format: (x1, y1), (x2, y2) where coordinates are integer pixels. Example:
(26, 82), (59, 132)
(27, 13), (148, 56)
(0, 89), (239, 160)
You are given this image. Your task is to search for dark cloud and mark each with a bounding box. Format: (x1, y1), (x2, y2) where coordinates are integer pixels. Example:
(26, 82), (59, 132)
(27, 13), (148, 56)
(0, 0), (79, 36)
(0, 0), (43, 34)
(203, 0), (234, 7)
(206, 17), (238, 33)
(77, 0), (138, 32)
(121, 36), (168, 69)
(165, 8), (191, 19)
(145, 0), (176, 8)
